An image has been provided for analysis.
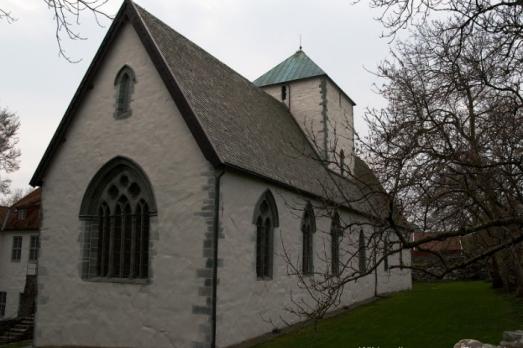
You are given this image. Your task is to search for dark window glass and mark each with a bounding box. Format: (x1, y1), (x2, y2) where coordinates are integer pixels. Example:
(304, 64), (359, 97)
(384, 237), (389, 271)
(29, 236), (39, 262)
(114, 66), (135, 119)
(254, 191), (278, 279)
(331, 213), (342, 276)
(117, 73), (131, 115)
(17, 209), (26, 220)
(82, 162), (153, 281)
(0, 292), (6, 317)
(11, 236), (22, 262)
(302, 204), (315, 275)
(281, 85), (287, 101)
(359, 230), (366, 273)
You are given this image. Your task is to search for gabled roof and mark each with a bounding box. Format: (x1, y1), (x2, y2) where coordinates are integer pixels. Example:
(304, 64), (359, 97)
(30, 1), (383, 219)
(3, 188), (41, 231)
(12, 188), (41, 209)
(253, 49), (356, 105)
(253, 50), (326, 87)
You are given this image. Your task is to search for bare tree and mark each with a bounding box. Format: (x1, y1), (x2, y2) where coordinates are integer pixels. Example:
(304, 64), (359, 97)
(278, 0), (523, 323)
(0, 108), (21, 197)
(0, 0), (113, 62)
(363, 0), (523, 41)
(0, 187), (35, 207)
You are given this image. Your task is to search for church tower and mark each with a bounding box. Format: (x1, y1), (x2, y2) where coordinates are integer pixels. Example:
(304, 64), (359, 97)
(254, 49), (355, 174)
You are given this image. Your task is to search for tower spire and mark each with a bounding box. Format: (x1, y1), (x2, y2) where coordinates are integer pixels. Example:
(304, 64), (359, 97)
(299, 34), (302, 51)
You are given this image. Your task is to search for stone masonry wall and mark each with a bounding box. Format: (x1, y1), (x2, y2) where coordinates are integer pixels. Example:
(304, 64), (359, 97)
(36, 22), (214, 348)
(262, 77), (355, 174)
(216, 171), (412, 347)
(262, 79), (326, 159)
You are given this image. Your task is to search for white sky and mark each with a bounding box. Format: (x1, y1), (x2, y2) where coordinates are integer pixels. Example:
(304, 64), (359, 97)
(0, 0), (395, 194)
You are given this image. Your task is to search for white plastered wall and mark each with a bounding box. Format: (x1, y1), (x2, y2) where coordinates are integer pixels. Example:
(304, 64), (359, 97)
(325, 80), (355, 173)
(261, 77), (355, 174)
(262, 79), (326, 158)
(0, 231), (38, 319)
(35, 21), (213, 348)
(216, 172), (412, 347)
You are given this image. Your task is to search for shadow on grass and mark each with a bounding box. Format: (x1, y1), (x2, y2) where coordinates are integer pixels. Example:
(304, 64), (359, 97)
(255, 281), (523, 348)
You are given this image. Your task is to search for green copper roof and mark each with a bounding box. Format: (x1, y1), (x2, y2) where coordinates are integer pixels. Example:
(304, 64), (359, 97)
(254, 50), (326, 86)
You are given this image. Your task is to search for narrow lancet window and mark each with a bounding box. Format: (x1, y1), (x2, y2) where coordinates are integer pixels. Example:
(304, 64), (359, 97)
(253, 190), (279, 279)
(301, 202), (316, 275)
(114, 65), (135, 119)
(331, 212), (342, 276)
(359, 229), (366, 273)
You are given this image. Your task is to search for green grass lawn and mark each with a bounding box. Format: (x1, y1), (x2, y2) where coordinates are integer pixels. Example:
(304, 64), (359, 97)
(0, 340), (31, 348)
(255, 281), (523, 348)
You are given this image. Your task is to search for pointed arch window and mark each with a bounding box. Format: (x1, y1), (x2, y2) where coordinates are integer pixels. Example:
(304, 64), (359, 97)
(253, 190), (279, 280)
(301, 202), (316, 275)
(383, 235), (390, 272)
(330, 212), (342, 276)
(358, 229), (366, 273)
(80, 157), (156, 282)
(114, 65), (136, 119)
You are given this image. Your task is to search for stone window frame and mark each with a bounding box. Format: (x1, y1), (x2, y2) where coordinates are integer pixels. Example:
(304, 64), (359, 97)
(0, 291), (5, 317)
(79, 157), (157, 284)
(330, 212), (343, 277)
(253, 189), (279, 280)
(113, 65), (136, 120)
(301, 202), (316, 276)
(29, 235), (39, 263)
(11, 236), (22, 262)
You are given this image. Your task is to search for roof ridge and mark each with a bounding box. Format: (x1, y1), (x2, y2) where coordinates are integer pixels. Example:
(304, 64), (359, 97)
(133, 3), (259, 94)
(133, 3), (329, 163)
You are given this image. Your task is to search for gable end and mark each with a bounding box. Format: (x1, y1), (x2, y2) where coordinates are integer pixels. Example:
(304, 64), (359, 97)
(29, 0), (221, 187)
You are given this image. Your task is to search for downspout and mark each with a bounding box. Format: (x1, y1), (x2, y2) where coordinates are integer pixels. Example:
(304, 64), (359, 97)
(211, 169), (225, 348)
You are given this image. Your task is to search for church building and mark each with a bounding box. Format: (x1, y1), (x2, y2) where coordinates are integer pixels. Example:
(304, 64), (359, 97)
(29, 1), (411, 347)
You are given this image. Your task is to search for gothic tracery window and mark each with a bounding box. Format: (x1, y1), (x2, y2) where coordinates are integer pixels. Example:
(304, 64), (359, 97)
(253, 190), (279, 279)
(80, 158), (156, 281)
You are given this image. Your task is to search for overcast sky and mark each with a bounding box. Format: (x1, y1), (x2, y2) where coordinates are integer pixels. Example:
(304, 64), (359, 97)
(0, 0), (395, 195)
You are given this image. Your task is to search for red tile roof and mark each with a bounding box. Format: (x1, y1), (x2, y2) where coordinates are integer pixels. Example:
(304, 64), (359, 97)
(2, 188), (41, 231)
(412, 232), (462, 255)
